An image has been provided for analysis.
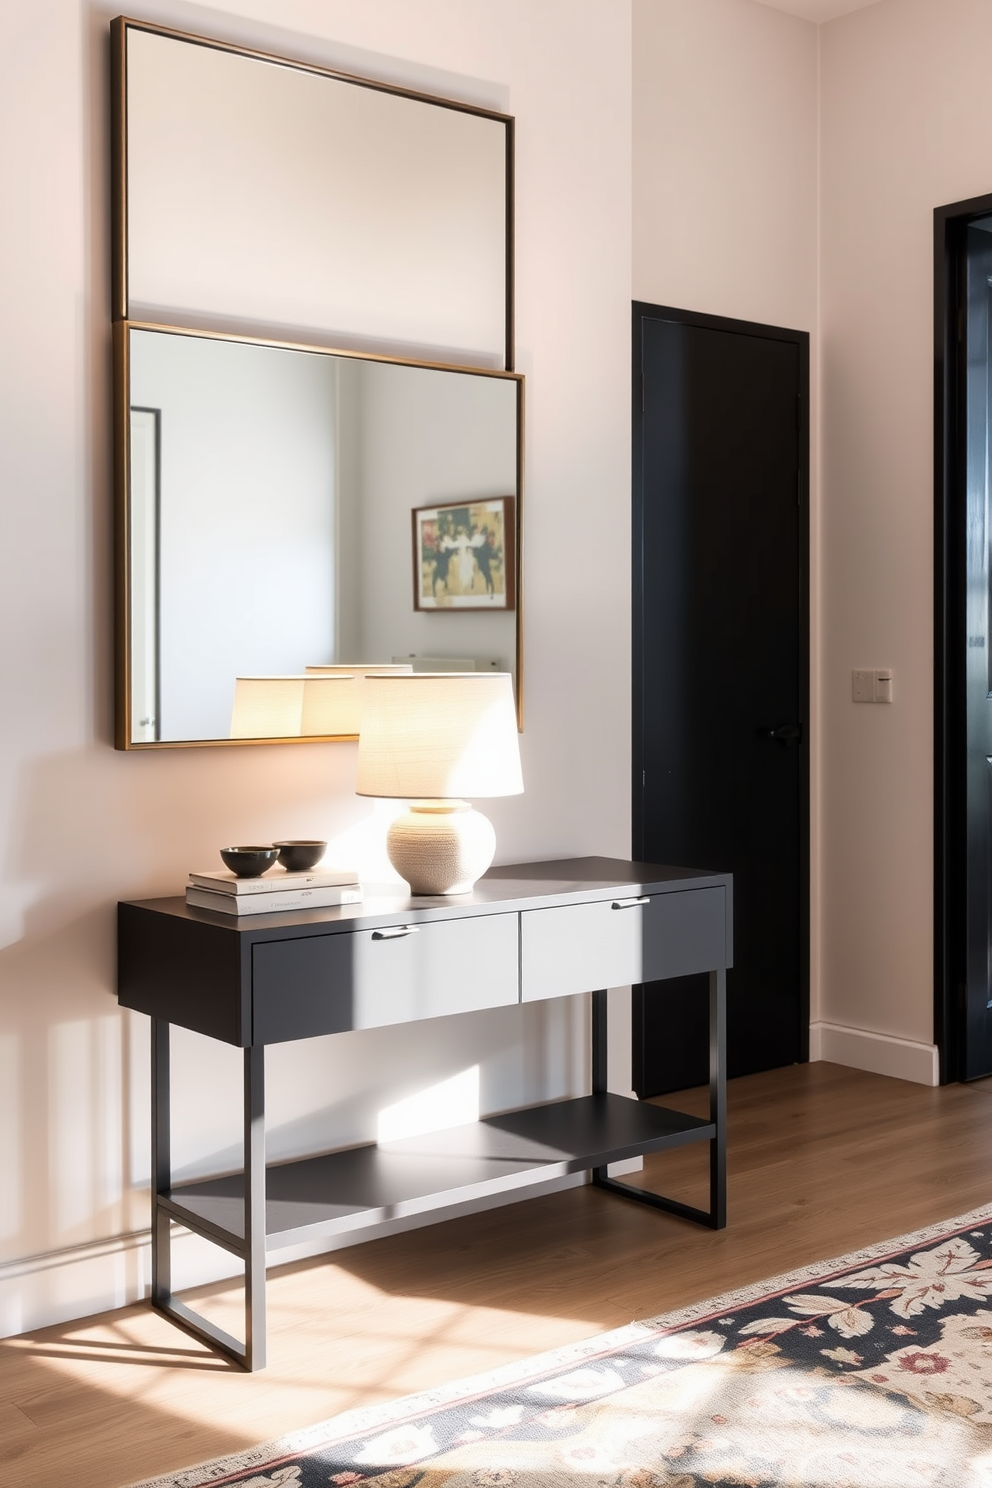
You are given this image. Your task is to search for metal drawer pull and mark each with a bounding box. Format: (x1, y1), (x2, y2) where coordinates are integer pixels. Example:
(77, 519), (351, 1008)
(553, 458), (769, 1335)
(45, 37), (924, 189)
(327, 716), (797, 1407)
(371, 925), (420, 940)
(611, 896), (650, 910)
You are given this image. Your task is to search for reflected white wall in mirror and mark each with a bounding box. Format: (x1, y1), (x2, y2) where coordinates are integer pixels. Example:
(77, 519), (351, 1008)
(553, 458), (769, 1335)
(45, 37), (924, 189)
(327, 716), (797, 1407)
(129, 330), (338, 742)
(125, 26), (509, 364)
(337, 355), (518, 675)
(125, 328), (520, 746)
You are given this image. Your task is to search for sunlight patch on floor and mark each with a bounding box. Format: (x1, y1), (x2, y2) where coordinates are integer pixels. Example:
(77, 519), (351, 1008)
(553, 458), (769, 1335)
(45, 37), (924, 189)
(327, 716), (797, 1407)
(3, 1264), (603, 1444)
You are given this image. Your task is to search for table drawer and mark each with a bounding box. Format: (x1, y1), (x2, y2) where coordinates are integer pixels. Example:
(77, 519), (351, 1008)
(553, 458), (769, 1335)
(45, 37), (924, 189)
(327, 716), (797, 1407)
(252, 912), (519, 1043)
(520, 886), (726, 1003)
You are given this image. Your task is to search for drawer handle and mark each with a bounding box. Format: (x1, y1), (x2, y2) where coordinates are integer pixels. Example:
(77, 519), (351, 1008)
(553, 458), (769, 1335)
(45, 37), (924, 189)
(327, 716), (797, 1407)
(371, 925), (420, 940)
(611, 896), (650, 910)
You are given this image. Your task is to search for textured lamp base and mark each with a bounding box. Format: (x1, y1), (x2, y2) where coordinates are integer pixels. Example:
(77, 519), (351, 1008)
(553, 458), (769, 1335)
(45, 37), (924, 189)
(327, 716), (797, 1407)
(387, 801), (496, 895)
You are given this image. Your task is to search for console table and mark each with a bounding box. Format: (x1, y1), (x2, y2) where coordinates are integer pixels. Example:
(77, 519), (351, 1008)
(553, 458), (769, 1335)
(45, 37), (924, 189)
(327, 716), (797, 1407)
(118, 856), (732, 1370)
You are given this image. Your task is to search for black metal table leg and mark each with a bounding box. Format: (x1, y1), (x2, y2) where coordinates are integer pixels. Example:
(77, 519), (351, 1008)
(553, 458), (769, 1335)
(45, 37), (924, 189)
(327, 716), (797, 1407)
(591, 974), (727, 1230)
(708, 967), (727, 1228)
(149, 1021), (267, 1368)
(591, 987), (609, 1182)
(150, 1017), (171, 1309)
(244, 1043), (266, 1370)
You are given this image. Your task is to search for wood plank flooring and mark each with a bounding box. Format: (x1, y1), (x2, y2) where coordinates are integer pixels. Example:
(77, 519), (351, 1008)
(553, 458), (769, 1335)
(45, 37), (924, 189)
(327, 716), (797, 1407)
(4, 1061), (992, 1487)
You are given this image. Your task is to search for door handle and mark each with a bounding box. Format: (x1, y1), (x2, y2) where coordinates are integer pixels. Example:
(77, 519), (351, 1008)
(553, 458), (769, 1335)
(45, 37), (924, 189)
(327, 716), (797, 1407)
(766, 724), (801, 745)
(611, 896), (650, 910)
(371, 925), (420, 940)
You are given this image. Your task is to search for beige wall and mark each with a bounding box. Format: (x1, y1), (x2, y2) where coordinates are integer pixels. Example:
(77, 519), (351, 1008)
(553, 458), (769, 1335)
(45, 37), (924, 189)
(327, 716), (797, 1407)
(0, 0), (631, 1334)
(818, 0), (992, 1067)
(633, 0), (819, 333)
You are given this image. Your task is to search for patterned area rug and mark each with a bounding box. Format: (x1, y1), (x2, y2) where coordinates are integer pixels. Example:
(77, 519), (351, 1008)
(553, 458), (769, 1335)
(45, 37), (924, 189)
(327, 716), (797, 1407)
(132, 1205), (992, 1488)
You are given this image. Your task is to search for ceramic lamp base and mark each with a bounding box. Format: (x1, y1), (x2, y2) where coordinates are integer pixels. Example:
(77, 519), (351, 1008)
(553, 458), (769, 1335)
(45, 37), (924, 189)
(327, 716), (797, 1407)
(387, 801), (496, 895)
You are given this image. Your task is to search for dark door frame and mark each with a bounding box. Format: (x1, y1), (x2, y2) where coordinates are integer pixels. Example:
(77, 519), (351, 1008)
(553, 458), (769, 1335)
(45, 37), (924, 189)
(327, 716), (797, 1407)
(934, 191), (992, 1083)
(631, 300), (811, 1066)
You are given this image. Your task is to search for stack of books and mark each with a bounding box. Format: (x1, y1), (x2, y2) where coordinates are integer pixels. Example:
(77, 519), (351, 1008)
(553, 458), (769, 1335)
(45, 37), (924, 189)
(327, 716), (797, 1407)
(186, 866), (363, 916)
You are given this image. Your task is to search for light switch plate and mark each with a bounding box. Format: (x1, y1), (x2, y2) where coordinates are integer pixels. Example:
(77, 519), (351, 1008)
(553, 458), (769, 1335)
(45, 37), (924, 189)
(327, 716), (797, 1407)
(853, 668), (893, 703)
(852, 669), (873, 702)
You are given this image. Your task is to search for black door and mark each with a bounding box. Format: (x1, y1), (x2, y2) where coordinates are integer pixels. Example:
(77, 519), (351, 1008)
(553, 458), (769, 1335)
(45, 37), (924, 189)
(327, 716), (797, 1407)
(933, 198), (992, 1084)
(632, 303), (809, 1095)
(937, 215), (992, 1080)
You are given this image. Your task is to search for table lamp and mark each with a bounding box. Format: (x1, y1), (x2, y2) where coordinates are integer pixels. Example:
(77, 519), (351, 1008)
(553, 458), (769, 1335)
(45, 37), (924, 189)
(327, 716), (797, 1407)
(356, 672), (523, 894)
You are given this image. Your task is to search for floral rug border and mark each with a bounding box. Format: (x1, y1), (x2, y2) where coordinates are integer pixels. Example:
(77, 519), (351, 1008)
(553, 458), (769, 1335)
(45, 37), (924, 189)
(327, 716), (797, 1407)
(129, 1202), (992, 1488)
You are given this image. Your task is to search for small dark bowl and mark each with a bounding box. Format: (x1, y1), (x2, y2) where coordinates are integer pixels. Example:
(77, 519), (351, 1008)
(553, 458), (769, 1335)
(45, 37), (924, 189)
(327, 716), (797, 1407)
(220, 846), (280, 878)
(273, 840), (327, 873)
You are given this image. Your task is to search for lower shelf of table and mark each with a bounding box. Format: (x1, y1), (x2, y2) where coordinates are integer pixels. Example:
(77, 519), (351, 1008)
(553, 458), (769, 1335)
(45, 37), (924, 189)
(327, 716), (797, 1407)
(162, 1093), (715, 1252)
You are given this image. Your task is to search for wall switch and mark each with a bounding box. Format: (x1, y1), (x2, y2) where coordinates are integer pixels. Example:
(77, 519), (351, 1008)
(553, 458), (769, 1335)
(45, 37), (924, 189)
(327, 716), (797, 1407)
(853, 668), (893, 703)
(874, 669), (893, 703)
(852, 669), (873, 702)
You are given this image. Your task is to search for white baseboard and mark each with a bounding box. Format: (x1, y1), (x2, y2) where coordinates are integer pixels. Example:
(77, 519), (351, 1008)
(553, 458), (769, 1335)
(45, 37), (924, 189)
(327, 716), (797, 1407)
(809, 1021), (938, 1087)
(0, 1228), (153, 1342)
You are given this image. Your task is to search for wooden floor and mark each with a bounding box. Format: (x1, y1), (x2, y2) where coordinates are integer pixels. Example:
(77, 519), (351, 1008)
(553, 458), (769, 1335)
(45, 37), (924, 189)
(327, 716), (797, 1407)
(4, 1061), (992, 1487)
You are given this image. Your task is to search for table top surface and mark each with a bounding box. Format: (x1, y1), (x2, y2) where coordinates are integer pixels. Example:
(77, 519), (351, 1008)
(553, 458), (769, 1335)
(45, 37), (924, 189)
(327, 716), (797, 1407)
(120, 856), (732, 940)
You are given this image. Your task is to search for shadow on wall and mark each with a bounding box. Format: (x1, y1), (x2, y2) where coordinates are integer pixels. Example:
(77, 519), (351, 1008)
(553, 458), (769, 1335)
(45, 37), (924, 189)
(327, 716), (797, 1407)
(166, 994), (588, 1187)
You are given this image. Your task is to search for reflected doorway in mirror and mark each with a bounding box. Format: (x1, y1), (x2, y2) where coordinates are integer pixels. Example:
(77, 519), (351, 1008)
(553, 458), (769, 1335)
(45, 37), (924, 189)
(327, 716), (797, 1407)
(129, 406), (161, 742)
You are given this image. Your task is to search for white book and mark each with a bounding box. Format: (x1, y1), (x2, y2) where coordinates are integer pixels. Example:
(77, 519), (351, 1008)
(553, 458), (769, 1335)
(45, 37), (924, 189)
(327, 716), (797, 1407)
(188, 866), (360, 896)
(186, 884), (364, 916)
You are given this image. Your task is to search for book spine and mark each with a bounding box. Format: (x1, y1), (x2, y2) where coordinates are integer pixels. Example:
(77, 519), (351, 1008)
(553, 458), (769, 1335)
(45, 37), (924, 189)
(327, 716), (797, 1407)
(186, 887), (363, 915)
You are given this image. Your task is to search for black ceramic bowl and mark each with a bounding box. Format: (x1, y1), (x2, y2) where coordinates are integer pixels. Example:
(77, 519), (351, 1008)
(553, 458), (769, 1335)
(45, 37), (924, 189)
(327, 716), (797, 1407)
(220, 846), (280, 878)
(273, 840), (327, 873)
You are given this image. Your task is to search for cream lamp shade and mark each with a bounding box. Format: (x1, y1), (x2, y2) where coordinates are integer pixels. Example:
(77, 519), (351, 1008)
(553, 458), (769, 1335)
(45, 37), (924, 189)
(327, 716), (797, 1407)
(230, 675), (355, 739)
(356, 672), (523, 895)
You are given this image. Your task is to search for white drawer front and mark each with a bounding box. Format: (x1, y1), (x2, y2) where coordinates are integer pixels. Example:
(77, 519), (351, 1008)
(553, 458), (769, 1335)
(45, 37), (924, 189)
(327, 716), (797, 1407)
(520, 887), (726, 1003)
(353, 911), (519, 1028)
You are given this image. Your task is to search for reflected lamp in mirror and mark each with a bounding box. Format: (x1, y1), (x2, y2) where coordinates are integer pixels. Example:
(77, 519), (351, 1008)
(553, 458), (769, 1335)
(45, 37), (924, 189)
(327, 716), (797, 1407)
(231, 675), (355, 739)
(304, 663), (413, 735)
(356, 672), (523, 895)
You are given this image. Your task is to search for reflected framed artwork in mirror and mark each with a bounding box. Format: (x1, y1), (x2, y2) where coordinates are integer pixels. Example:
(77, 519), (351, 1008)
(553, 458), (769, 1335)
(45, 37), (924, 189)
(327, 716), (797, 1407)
(113, 325), (523, 749)
(111, 17), (514, 368)
(413, 498), (516, 612)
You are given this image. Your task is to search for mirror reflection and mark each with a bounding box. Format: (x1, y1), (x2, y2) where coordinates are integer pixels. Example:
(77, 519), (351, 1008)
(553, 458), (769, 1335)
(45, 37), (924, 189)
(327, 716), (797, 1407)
(124, 327), (521, 746)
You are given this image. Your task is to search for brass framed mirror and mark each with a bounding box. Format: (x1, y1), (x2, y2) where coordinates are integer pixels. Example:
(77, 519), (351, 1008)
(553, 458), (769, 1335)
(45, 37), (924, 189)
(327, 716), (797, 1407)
(113, 324), (523, 748)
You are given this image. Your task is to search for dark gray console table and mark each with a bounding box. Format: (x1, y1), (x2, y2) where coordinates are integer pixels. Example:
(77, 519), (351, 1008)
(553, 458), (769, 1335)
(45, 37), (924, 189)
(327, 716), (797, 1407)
(118, 857), (732, 1370)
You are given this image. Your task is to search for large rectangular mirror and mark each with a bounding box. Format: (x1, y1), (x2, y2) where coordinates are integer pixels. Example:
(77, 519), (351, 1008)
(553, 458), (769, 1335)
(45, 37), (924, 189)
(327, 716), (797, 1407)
(114, 326), (522, 748)
(113, 18), (513, 367)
